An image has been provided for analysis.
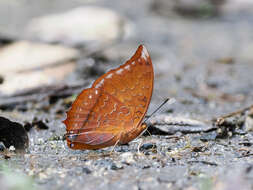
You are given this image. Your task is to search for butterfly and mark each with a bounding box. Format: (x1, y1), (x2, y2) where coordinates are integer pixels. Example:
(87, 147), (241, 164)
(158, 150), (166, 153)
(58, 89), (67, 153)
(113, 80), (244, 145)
(63, 45), (154, 149)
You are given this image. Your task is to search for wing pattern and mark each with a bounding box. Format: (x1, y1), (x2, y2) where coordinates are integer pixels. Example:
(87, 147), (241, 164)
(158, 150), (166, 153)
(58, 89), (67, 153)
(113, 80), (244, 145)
(64, 45), (154, 149)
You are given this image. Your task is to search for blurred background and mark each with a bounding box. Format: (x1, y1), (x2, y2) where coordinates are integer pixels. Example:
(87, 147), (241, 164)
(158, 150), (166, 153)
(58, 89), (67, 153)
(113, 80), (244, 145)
(1, 0), (253, 118)
(0, 0), (253, 117)
(0, 0), (253, 189)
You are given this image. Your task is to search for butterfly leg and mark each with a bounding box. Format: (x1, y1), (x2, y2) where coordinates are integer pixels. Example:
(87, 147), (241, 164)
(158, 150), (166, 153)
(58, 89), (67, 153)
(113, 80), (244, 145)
(110, 139), (120, 154)
(137, 129), (152, 154)
(137, 138), (144, 155)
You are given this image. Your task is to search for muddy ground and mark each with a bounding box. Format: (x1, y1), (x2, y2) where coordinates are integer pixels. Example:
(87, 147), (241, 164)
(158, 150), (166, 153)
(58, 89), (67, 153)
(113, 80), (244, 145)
(0, 0), (253, 189)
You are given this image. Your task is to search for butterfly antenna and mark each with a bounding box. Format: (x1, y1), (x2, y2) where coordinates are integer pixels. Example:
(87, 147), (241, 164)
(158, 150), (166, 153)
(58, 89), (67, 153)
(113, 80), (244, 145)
(144, 98), (170, 123)
(136, 98), (171, 142)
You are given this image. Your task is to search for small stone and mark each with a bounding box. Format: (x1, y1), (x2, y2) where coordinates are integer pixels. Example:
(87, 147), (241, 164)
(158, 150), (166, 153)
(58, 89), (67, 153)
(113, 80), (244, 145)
(110, 163), (123, 170)
(0, 142), (6, 151)
(37, 138), (44, 145)
(245, 116), (253, 132)
(142, 164), (151, 169)
(82, 167), (92, 174)
(33, 120), (49, 130)
(200, 131), (217, 142)
(139, 143), (157, 151)
(9, 145), (15, 151)
(120, 152), (135, 165)
(23, 123), (33, 132)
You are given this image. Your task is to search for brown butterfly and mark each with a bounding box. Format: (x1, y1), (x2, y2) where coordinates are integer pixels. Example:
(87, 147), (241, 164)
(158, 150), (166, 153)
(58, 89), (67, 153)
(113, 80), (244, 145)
(63, 45), (154, 149)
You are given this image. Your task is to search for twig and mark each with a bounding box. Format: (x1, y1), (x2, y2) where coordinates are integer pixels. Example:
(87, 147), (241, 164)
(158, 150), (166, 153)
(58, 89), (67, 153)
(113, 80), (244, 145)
(238, 153), (253, 158)
(0, 83), (88, 109)
(214, 104), (253, 121)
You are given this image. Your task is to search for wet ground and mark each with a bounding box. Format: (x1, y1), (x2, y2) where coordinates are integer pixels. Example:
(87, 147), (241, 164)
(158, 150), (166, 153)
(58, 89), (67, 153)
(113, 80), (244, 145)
(0, 0), (253, 189)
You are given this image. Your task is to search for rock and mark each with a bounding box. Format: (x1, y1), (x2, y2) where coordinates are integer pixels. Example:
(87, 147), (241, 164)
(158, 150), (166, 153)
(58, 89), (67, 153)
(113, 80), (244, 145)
(93, 159), (123, 171)
(0, 116), (29, 150)
(25, 6), (131, 47)
(152, 0), (224, 18)
(0, 141), (6, 151)
(148, 115), (215, 135)
(110, 163), (124, 170)
(82, 167), (92, 174)
(9, 145), (15, 151)
(200, 131), (217, 141)
(0, 41), (78, 74)
(245, 116), (253, 132)
(0, 41), (78, 95)
(120, 152), (135, 165)
(33, 120), (49, 130)
(139, 143), (157, 151)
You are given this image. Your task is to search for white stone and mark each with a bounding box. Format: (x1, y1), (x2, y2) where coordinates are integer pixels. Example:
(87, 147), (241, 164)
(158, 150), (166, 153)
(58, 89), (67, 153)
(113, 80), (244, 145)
(245, 116), (253, 132)
(25, 6), (132, 46)
(9, 145), (15, 151)
(0, 41), (78, 95)
(120, 152), (135, 164)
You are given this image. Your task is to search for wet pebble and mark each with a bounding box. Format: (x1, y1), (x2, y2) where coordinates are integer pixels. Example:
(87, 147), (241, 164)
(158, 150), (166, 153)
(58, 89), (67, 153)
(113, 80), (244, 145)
(23, 123), (33, 132)
(0, 116), (28, 150)
(110, 163), (124, 170)
(33, 120), (49, 130)
(139, 143), (157, 151)
(9, 145), (15, 151)
(94, 159), (123, 171)
(73, 166), (92, 176)
(200, 131), (217, 142)
(141, 164), (151, 169)
(82, 167), (92, 174)
(0, 141), (6, 151)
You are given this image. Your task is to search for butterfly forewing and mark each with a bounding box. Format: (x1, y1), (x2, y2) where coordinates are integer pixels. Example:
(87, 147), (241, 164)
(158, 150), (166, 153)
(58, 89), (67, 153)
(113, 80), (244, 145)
(92, 45), (153, 128)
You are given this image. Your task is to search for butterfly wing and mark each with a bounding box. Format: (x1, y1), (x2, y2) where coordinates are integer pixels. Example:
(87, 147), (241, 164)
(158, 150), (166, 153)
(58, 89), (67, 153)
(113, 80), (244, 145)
(63, 88), (114, 149)
(64, 45), (154, 149)
(66, 91), (134, 149)
(93, 45), (154, 129)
